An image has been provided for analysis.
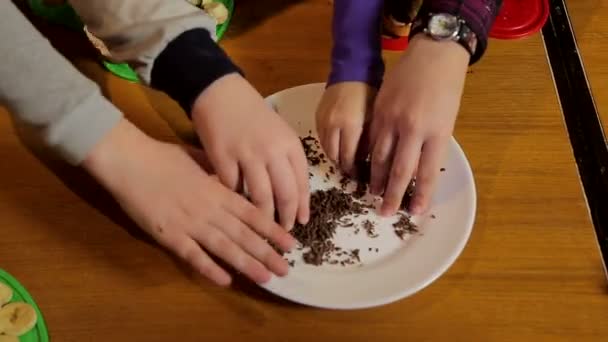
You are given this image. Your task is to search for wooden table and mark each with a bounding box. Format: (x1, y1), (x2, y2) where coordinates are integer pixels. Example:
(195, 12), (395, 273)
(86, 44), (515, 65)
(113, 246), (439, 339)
(1, 1), (607, 340)
(567, 0), (608, 133)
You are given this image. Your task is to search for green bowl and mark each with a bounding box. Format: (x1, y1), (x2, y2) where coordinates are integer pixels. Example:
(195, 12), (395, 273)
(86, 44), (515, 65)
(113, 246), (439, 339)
(27, 0), (235, 82)
(0, 269), (49, 342)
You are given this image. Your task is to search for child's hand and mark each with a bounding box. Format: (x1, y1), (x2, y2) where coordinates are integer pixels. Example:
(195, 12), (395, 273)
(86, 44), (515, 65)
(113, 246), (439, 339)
(191, 74), (310, 230)
(370, 34), (469, 215)
(315, 82), (376, 174)
(84, 119), (296, 286)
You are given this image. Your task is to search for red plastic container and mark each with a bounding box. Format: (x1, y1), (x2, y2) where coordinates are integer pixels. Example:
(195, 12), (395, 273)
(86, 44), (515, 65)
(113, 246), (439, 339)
(382, 36), (409, 51)
(490, 0), (550, 39)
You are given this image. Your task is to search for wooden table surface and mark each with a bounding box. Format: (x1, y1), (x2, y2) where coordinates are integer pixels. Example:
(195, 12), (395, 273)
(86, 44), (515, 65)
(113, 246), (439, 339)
(1, 1), (607, 341)
(567, 0), (608, 134)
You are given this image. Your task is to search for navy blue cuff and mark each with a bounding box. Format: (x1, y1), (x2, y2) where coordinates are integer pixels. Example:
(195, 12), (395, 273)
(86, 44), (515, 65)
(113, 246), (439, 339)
(151, 28), (242, 116)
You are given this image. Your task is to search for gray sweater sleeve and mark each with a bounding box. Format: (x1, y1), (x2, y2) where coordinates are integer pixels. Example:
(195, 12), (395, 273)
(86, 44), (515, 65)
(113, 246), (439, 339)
(1, 0), (219, 165)
(0, 1), (122, 165)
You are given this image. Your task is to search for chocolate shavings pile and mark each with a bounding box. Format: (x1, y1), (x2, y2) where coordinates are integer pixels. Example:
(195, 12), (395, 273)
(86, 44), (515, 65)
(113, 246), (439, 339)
(291, 188), (367, 265)
(283, 134), (421, 267)
(393, 212), (418, 240)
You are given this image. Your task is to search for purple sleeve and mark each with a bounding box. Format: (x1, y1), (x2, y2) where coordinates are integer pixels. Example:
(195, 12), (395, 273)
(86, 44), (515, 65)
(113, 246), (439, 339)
(414, 0), (502, 64)
(327, 0), (385, 89)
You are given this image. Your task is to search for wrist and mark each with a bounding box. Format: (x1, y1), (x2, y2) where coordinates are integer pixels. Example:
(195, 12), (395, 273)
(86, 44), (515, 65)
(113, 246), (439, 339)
(82, 118), (150, 188)
(408, 33), (470, 68)
(190, 73), (244, 125)
(150, 28), (242, 116)
(328, 57), (384, 89)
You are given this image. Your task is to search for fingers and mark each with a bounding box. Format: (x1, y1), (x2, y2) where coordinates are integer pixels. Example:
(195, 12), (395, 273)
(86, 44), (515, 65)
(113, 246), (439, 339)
(214, 156), (240, 191)
(212, 212), (289, 277)
(316, 90), (340, 165)
(195, 228), (271, 284)
(409, 138), (446, 215)
(268, 159), (299, 230)
(340, 124), (363, 175)
(241, 160), (274, 219)
(184, 146), (215, 174)
(369, 129), (396, 196)
(323, 128), (340, 165)
(228, 197), (297, 252)
(161, 233), (232, 286)
(289, 151), (310, 225)
(381, 135), (422, 215)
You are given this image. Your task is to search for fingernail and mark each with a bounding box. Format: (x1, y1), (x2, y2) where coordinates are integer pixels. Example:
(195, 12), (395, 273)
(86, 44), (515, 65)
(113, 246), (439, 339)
(275, 262), (289, 278)
(217, 274), (232, 287)
(258, 271), (272, 284)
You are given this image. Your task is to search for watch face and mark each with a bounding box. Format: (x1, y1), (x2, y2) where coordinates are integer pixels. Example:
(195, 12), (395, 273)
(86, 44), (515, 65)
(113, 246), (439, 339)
(428, 13), (460, 39)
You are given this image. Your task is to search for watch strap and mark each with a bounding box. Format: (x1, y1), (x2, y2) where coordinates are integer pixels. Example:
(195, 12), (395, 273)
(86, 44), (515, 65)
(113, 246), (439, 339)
(410, 13), (478, 63)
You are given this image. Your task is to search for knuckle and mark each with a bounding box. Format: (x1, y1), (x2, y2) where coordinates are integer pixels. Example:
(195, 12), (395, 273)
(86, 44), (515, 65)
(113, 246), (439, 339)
(256, 241), (276, 262)
(241, 206), (270, 233)
(207, 231), (232, 251)
(241, 258), (260, 275)
(229, 225), (248, 246)
(400, 116), (422, 132)
(275, 192), (296, 211)
(197, 259), (216, 278)
(256, 222), (274, 238)
(252, 187), (273, 204)
(390, 165), (409, 180)
(259, 218), (281, 237)
(345, 121), (363, 133)
(240, 205), (258, 222)
(373, 153), (389, 166)
(415, 191), (429, 204)
(177, 242), (200, 265)
(327, 112), (344, 126)
(416, 173), (434, 187)
(229, 248), (252, 271)
(379, 104), (401, 118)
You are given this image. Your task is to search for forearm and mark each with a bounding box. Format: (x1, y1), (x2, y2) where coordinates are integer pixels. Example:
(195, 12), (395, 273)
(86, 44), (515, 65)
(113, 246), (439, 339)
(0, 1), (122, 165)
(328, 0), (385, 88)
(69, 0), (241, 114)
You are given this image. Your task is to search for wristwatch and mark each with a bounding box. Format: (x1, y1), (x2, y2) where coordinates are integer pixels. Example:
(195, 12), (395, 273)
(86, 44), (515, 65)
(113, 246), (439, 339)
(410, 12), (478, 59)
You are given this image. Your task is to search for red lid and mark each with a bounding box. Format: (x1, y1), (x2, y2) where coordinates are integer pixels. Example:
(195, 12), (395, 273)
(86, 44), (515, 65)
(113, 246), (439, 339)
(382, 36), (409, 51)
(490, 0), (550, 39)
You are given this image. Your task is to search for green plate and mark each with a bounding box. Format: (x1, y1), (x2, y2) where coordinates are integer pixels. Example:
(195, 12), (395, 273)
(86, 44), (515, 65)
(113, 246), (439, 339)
(27, 0), (82, 31)
(0, 270), (49, 342)
(27, 0), (234, 82)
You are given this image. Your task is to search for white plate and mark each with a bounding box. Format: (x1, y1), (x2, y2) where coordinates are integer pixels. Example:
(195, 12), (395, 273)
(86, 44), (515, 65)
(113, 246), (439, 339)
(261, 83), (476, 309)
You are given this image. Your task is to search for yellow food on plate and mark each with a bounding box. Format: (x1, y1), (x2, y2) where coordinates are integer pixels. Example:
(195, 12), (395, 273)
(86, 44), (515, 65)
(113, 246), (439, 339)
(204, 2), (229, 24)
(0, 283), (12, 307)
(0, 303), (37, 336)
(0, 335), (19, 342)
